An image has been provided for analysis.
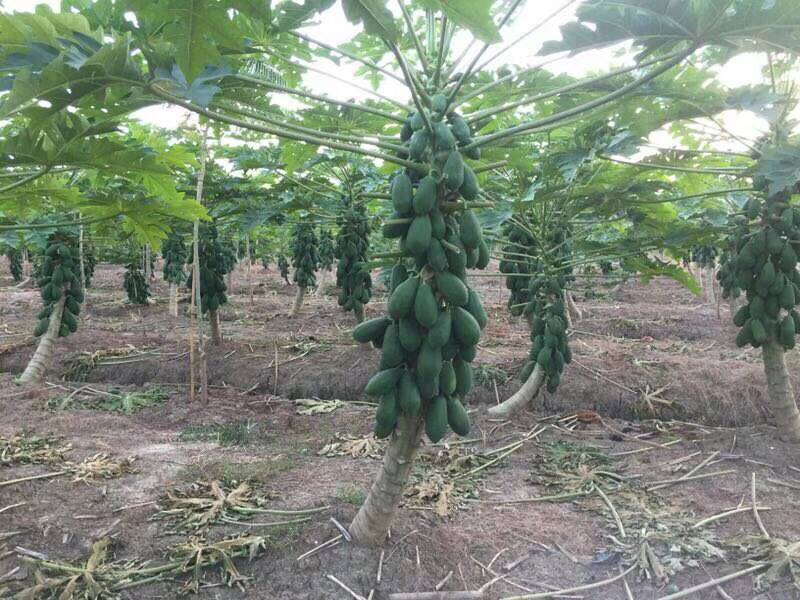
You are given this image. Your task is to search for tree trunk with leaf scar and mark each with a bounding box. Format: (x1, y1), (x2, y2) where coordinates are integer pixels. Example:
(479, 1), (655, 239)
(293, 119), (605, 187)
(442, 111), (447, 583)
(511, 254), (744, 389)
(761, 338), (800, 442)
(209, 310), (222, 345)
(487, 363), (546, 418)
(291, 287), (305, 317)
(350, 415), (424, 545)
(20, 295), (65, 384)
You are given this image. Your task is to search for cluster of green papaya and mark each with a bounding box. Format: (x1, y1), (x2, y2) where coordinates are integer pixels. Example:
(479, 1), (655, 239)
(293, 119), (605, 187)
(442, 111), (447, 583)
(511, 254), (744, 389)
(354, 92), (490, 443)
(499, 221), (536, 315)
(34, 233), (84, 338)
(186, 223), (230, 314)
(520, 275), (572, 392)
(319, 229), (336, 272)
(277, 253), (290, 284)
(335, 202), (372, 315)
(123, 263), (150, 304)
(718, 192), (800, 350)
(162, 232), (187, 285)
(290, 222), (318, 289)
(83, 242), (97, 288)
(5, 247), (23, 282)
(689, 245), (718, 268)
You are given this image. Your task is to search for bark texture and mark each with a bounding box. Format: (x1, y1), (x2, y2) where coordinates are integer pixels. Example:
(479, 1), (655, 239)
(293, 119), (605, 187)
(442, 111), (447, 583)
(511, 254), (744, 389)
(761, 338), (800, 442)
(169, 282), (178, 317)
(350, 415), (424, 545)
(487, 363), (546, 418)
(20, 295), (65, 384)
(291, 287), (306, 317)
(209, 310), (222, 345)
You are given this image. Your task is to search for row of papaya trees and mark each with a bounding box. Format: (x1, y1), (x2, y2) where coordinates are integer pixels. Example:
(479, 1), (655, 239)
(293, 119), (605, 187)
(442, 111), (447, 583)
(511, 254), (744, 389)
(2, 0), (800, 546)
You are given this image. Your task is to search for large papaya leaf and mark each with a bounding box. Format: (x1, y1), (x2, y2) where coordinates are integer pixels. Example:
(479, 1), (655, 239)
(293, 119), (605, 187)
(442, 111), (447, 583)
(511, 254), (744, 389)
(419, 0), (501, 43)
(341, 0), (399, 42)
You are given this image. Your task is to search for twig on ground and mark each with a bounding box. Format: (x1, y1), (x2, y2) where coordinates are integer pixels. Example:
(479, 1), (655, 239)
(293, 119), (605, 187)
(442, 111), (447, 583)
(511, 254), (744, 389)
(330, 517), (353, 542)
(751, 472), (770, 538)
(0, 470), (66, 488)
(436, 570), (453, 590)
(326, 574), (366, 600)
(655, 564), (767, 599)
(595, 485), (625, 538)
(296, 535), (342, 561)
(692, 505), (772, 529)
(646, 469), (736, 491)
(501, 562), (637, 599)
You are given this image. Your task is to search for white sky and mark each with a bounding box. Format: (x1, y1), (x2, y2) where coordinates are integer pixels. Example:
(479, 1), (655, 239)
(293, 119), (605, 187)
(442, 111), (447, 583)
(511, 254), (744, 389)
(2, 0), (776, 151)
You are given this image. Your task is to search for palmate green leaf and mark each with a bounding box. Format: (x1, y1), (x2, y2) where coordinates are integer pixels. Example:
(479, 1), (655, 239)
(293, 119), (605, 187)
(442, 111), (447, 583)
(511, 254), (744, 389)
(341, 0), (399, 42)
(281, 140), (320, 173)
(755, 142), (800, 197)
(419, 0), (500, 43)
(539, 0), (800, 57)
(274, 0), (337, 31)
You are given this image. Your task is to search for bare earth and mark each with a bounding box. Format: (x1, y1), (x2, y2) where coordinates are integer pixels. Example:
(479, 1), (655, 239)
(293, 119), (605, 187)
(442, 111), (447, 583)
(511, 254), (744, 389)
(1, 261), (799, 599)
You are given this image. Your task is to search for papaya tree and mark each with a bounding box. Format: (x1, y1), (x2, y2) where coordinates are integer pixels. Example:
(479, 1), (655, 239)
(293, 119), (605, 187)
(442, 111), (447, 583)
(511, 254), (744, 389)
(186, 223), (230, 345)
(335, 197), (372, 321)
(316, 228), (336, 296)
(277, 253), (291, 285)
(163, 231), (188, 316)
(124, 262), (151, 304)
(290, 220), (318, 317)
(3, 245), (23, 282)
(19, 231), (84, 383)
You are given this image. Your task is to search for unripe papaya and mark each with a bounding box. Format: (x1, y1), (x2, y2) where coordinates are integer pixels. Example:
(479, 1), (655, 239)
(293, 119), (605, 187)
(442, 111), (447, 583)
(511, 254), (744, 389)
(476, 239), (490, 269)
(780, 243), (797, 271)
(427, 239), (449, 272)
(389, 276), (419, 320)
(382, 323), (404, 367)
(453, 357), (472, 396)
(399, 315), (423, 352)
(780, 315), (796, 348)
(413, 175), (437, 215)
(537, 347), (552, 368)
(431, 93), (448, 114)
(780, 281), (796, 309)
(459, 343), (477, 362)
(365, 368), (403, 397)
(417, 371), (439, 400)
(417, 341), (442, 381)
(414, 283), (439, 328)
(392, 172), (413, 215)
(520, 360), (536, 382)
(460, 165), (479, 201)
(62, 310), (78, 333)
(390, 263), (408, 292)
(440, 361), (456, 396)
(546, 373), (561, 394)
(733, 305), (749, 327)
(459, 210), (481, 250)
(398, 371), (422, 415)
(452, 306), (480, 346)
(426, 396), (448, 442)
(353, 316), (391, 343)
(33, 318), (49, 337)
(465, 289), (488, 329)
(376, 390), (399, 428)
(446, 396), (470, 436)
(430, 207), (446, 239)
(427, 310), (452, 348)
(448, 114), (471, 144)
(436, 272), (469, 306)
(406, 215), (433, 255)
(750, 318), (767, 343)
(443, 151), (465, 190)
(433, 122), (456, 150)
(409, 130), (428, 160)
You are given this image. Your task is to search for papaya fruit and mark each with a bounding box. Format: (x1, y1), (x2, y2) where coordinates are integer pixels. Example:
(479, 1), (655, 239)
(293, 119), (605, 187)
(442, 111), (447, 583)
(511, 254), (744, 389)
(733, 305), (750, 327)
(431, 93), (448, 114)
(460, 165), (479, 201)
(430, 207), (446, 239)
(446, 397), (470, 436)
(58, 323), (70, 337)
(433, 122), (456, 150)
(353, 316), (391, 343)
(766, 295), (780, 319)
(33, 318), (49, 337)
(417, 371), (440, 400)
(382, 323), (404, 367)
(427, 310), (452, 348)
(436, 272), (469, 306)
(376, 390), (400, 428)
(401, 120), (413, 142)
(427, 239), (449, 272)
(452, 306), (480, 346)
(69, 286), (84, 303)
(476, 239), (490, 269)
(537, 347), (552, 369)
(409, 130), (428, 160)
(520, 360), (536, 382)
(767, 228), (783, 255)
(383, 219), (410, 239)
(780, 315), (796, 348)
(416, 341), (443, 381)
(426, 396), (448, 442)
(392, 172), (414, 215)
(375, 420), (395, 439)
(62, 310), (78, 333)
(750, 296), (765, 319)
(410, 111), (425, 131)
(390, 263), (408, 292)
(459, 210), (481, 250)
(453, 357), (472, 396)
(440, 361), (456, 396)
(414, 176), (437, 217)
(445, 239), (467, 279)
(780, 282), (796, 309)
(465, 289), (488, 329)
(389, 277), (419, 320)
(406, 215), (433, 255)
(546, 373), (561, 394)
(781, 243), (798, 271)
(398, 371), (422, 415)
(414, 283), (439, 328)
(750, 318), (767, 344)
(459, 343), (477, 362)
(464, 145), (481, 160)
(365, 368), (403, 397)
(443, 151), (464, 190)
(448, 114), (471, 144)
(399, 316), (423, 352)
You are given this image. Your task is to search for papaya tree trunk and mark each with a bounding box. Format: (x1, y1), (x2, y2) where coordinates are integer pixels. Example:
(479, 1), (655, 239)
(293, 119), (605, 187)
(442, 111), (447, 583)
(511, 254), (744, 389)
(350, 415), (424, 545)
(761, 338), (800, 442)
(487, 363), (546, 418)
(78, 219), (86, 291)
(227, 270), (233, 294)
(209, 310), (222, 345)
(169, 282), (178, 317)
(291, 287), (305, 317)
(354, 303), (365, 323)
(314, 268), (328, 297)
(20, 295), (65, 384)
(567, 292), (582, 322)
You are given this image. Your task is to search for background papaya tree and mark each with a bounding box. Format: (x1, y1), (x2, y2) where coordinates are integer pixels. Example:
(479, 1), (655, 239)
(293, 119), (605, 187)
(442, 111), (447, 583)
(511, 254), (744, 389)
(5, 0), (800, 544)
(186, 222), (232, 345)
(162, 230), (189, 316)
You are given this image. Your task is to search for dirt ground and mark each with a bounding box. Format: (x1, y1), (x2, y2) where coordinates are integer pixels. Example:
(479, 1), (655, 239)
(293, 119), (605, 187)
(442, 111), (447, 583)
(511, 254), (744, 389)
(1, 260), (800, 599)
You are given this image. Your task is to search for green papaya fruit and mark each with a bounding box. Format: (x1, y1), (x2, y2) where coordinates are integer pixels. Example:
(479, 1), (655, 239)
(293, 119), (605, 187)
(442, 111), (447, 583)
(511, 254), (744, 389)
(398, 371), (422, 415)
(406, 215), (433, 255)
(750, 318), (767, 343)
(390, 263), (409, 292)
(452, 307), (480, 346)
(546, 373), (561, 394)
(430, 207), (446, 239)
(459, 210), (481, 250)
(392, 172), (414, 215)
(750, 296), (766, 319)
(382, 324), (404, 367)
(476, 239), (490, 269)
(443, 151), (464, 190)
(433, 122), (456, 150)
(414, 283), (439, 328)
(417, 341), (443, 381)
(766, 295), (780, 319)
(767, 228), (783, 255)
(453, 357), (473, 396)
(426, 396), (448, 442)
(441, 336), (459, 360)
(401, 120), (413, 142)
(353, 316), (391, 343)
(427, 310), (452, 348)
(460, 165), (479, 201)
(409, 130), (428, 160)
(780, 281), (796, 310)
(70, 286), (84, 303)
(465, 289), (488, 329)
(58, 323), (70, 337)
(417, 371), (439, 400)
(399, 315), (423, 352)
(413, 175), (437, 215)
(62, 310), (78, 333)
(410, 111), (425, 131)
(733, 305), (750, 327)
(445, 238), (467, 279)
(389, 277), (419, 320)
(446, 396), (470, 436)
(375, 420), (395, 439)
(464, 145), (481, 160)
(459, 343), (477, 362)
(431, 93), (448, 114)
(780, 315), (796, 348)
(440, 361), (456, 396)
(365, 368), (403, 397)
(448, 114), (471, 144)
(537, 347), (552, 368)
(436, 272), (469, 306)
(781, 243), (798, 271)
(376, 390), (400, 428)
(33, 318), (49, 337)
(520, 360), (536, 382)
(427, 239), (449, 272)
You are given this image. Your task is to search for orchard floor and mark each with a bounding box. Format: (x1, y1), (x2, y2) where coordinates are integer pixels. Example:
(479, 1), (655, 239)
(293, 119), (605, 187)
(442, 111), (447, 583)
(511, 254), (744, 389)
(1, 262), (800, 599)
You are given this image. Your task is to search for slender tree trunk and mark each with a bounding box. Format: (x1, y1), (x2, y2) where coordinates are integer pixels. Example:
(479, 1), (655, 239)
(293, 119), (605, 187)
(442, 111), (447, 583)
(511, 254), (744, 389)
(189, 127), (209, 403)
(567, 292), (582, 322)
(246, 233), (253, 305)
(78, 219), (86, 291)
(354, 303), (365, 323)
(350, 415), (424, 545)
(291, 287), (305, 317)
(315, 268), (330, 297)
(22, 248), (30, 279)
(20, 295), (65, 384)
(209, 310), (222, 345)
(487, 363), (546, 418)
(761, 338), (800, 442)
(169, 282), (178, 317)
(227, 270), (233, 294)
(144, 244), (152, 280)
